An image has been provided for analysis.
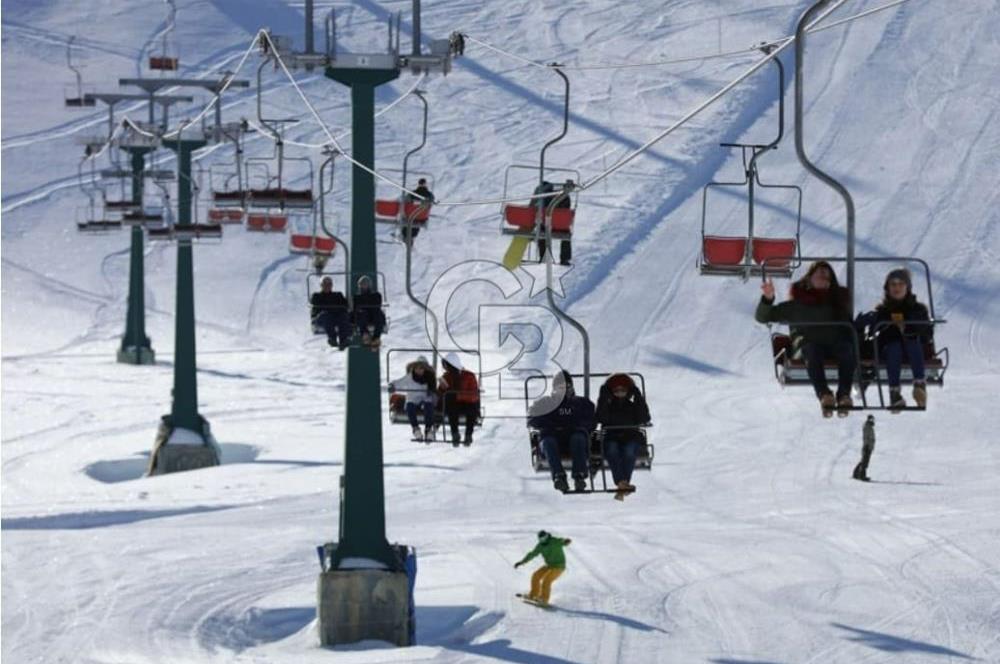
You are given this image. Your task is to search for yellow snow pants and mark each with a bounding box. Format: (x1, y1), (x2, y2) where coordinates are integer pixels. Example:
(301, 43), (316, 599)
(530, 566), (564, 603)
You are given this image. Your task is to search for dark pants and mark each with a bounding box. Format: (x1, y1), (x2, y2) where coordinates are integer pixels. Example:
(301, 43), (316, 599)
(444, 394), (478, 438)
(541, 431), (589, 480)
(313, 309), (351, 346)
(537, 239), (572, 265)
(401, 226), (421, 243)
(604, 437), (640, 485)
(405, 400), (435, 429)
(355, 307), (385, 338)
(883, 338), (926, 387)
(801, 339), (857, 399)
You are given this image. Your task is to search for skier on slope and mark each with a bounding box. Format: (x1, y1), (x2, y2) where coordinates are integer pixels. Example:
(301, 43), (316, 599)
(514, 530), (572, 606)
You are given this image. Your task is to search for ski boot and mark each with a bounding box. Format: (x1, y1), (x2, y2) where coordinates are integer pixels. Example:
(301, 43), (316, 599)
(553, 475), (569, 493)
(852, 461), (870, 482)
(424, 425), (435, 442)
(889, 388), (905, 413)
(912, 381), (927, 409)
(820, 392), (836, 418)
(837, 395), (853, 418)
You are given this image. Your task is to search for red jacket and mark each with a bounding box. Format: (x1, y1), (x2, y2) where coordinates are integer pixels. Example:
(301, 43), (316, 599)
(441, 369), (479, 404)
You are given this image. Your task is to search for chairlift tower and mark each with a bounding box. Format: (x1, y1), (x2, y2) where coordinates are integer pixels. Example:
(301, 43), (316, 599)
(265, 0), (459, 647)
(85, 92), (193, 365)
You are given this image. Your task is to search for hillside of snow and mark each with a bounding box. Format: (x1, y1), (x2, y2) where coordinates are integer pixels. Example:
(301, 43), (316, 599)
(3, 0), (999, 662)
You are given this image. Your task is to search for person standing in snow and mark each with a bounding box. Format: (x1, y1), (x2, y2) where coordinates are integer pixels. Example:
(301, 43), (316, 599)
(528, 370), (596, 493)
(855, 268), (931, 410)
(756, 260), (856, 417)
(389, 355), (437, 440)
(438, 352), (480, 446)
(514, 530), (572, 606)
(596, 373), (651, 500)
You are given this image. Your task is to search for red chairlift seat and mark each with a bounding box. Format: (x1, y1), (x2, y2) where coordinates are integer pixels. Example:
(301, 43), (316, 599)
(702, 236), (748, 267)
(699, 236), (798, 277)
(289, 234), (336, 255)
(502, 205), (574, 237)
(149, 56), (178, 71)
(374, 200), (431, 224)
(246, 212), (289, 232)
(752, 238), (798, 269)
(207, 208), (244, 224)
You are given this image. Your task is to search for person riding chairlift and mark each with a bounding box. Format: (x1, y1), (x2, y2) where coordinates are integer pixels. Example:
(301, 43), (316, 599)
(596, 373), (651, 500)
(401, 178), (434, 244)
(353, 275), (385, 348)
(310, 276), (350, 349)
(855, 268), (931, 410)
(533, 179), (573, 266)
(756, 260), (856, 418)
(528, 370), (596, 493)
(389, 355), (438, 440)
(438, 352), (480, 447)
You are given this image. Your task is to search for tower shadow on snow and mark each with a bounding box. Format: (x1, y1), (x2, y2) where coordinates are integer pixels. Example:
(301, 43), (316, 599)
(832, 622), (975, 659)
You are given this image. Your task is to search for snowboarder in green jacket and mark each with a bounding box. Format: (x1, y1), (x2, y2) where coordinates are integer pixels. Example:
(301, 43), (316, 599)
(514, 530), (571, 605)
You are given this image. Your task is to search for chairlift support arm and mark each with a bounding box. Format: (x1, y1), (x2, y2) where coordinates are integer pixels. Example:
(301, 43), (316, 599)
(794, 1), (857, 315)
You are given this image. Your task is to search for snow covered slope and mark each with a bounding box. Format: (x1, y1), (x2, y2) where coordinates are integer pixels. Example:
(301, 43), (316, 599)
(3, 0), (999, 662)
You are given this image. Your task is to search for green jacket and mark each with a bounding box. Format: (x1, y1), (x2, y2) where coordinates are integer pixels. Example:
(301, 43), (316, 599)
(517, 537), (570, 569)
(755, 291), (850, 349)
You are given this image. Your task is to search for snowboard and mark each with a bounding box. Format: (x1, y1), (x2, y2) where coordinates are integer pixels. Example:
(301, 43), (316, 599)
(516, 593), (555, 610)
(503, 236), (532, 270)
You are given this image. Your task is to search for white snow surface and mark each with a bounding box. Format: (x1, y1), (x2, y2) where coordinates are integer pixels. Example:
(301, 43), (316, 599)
(3, 0), (1000, 662)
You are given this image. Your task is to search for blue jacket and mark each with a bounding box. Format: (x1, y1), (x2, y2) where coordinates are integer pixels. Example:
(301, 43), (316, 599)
(528, 393), (595, 436)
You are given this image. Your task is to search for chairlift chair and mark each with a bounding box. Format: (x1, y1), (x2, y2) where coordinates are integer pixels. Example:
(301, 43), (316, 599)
(762, 256), (948, 411)
(149, 0), (179, 71)
(64, 36), (96, 108)
(306, 270), (390, 339)
(288, 211), (336, 255)
(500, 164), (580, 267)
(245, 143), (315, 210)
(246, 210), (289, 232)
(374, 170), (434, 228)
(75, 205), (121, 233)
(209, 165), (246, 220)
(698, 55), (802, 279)
(523, 373), (653, 495)
(385, 348), (484, 441)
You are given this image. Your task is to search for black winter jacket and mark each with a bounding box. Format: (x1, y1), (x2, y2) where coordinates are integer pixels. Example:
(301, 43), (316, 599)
(528, 393), (595, 437)
(596, 388), (651, 442)
(310, 291), (348, 319)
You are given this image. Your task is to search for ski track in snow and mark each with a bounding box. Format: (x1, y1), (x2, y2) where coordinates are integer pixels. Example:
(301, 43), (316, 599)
(4, 0), (1000, 662)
